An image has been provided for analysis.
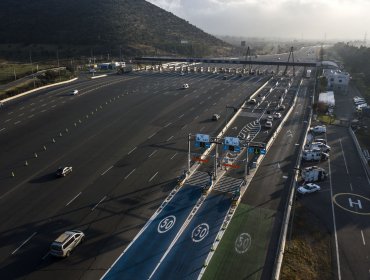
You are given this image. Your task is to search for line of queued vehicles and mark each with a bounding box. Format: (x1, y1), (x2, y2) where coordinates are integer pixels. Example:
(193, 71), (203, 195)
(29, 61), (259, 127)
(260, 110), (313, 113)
(297, 125), (330, 195)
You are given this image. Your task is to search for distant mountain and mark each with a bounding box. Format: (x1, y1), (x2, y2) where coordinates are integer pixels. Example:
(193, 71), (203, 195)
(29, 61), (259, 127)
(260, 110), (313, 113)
(0, 0), (230, 59)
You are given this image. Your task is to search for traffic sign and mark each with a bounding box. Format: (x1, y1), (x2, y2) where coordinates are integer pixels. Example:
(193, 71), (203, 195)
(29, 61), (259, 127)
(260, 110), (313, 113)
(248, 147), (266, 155)
(223, 136), (241, 152)
(195, 133), (211, 148)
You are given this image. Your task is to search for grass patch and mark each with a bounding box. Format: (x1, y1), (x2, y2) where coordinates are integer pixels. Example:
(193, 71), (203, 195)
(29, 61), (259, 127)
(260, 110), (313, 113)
(0, 62), (54, 85)
(280, 202), (333, 280)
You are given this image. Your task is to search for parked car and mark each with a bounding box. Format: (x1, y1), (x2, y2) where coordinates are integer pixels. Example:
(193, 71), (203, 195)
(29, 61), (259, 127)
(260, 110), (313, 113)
(273, 112), (282, 119)
(310, 125), (326, 134)
(265, 120), (273, 128)
(314, 138), (327, 145)
(248, 98), (257, 105)
(297, 183), (321, 195)
(278, 105), (286, 111)
(212, 114), (221, 121)
(266, 115), (274, 122)
(56, 166), (72, 177)
(182, 83), (189, 89)
(50, 230), (85, 257)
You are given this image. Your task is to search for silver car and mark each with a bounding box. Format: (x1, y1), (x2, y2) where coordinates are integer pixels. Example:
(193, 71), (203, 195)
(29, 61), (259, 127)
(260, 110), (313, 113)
(50, 230), (85, 257)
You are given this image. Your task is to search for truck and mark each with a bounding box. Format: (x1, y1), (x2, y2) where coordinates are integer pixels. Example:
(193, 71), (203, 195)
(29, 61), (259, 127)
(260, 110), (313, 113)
(301, 166), (327, 182)
(302, 148), (329, 162)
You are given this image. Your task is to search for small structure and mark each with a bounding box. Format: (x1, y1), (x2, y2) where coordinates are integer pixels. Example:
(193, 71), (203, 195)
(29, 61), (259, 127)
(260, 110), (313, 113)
(322, 69), (350, 93)
(319, 91), (335, 107)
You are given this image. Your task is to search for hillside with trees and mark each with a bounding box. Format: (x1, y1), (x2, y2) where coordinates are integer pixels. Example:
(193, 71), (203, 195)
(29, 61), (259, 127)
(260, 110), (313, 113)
(0, 0), (230, 60)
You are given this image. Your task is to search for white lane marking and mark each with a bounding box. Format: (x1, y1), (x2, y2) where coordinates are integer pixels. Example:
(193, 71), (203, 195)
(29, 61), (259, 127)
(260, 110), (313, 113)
(0, 128), (5, 132)
(349, 182), (353, 191)
(8, 111), (13, 115)
(194, 115), (199, 120)
(166, 135), (174, 141)
(20, 106), (25, 110)
(178, 114), (184, 119)
(128, 147), (137, 155)
(41, 103), (47, 107)
(181, 125), (187, 130)
(149, 171), (159, 182)
(328, 156), (342, 280)
(41, 109), (47, 113)
(148, 150), (158, 158)
(11, 232), (37, 255)
(18, 113), (24, 117)
(101, 166), (113, 176)
(125, 168), (136, 180)
(30, 103), (35, 106)
(148, 132), (157, 139)
(361, 230), (366, 245)
(339, 139), (349, 175)
(28, 114), (34, 118)
(66, 192), (82, 206)
(91, 196), (107, 211)
(51, 105), (56, 108)
(42, 252), (50, 260)
(164, 122), (172, 128)
(200, 126), (205, 132)
(14, 121), (21, 125)
(170, 153), (177, 160)
(5, 119), (11, 122)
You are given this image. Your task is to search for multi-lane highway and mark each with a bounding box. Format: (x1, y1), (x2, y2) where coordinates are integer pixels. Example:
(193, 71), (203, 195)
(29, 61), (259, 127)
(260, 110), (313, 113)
(0, 69), (273, 279)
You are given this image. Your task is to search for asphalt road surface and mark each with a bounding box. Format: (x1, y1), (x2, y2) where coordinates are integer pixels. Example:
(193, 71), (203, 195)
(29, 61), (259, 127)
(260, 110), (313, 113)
(0, 70), (270, 279)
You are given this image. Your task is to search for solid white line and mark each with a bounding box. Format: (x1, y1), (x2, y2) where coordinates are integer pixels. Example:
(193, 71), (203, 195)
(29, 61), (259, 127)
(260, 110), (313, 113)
(66, 192), (82, 206)
(339, 139), (349, 175)
(361, 230), (366, 245)
(164, 122), (172, 128)
(149, 171), (158, 182)
(12, 232), (37, 255)
(91, 196), (107, 211)
(148, 150), (158, 158)
(101, 165), (113, 176)
(328, 156), (342, 280)
(0, 128), (5, 132)
(125, 168), (136, 180)
(148, 132), (157, 139)
(170, 153), (177, 160)
(166, 135), (174, 141)
(128, 147), (137, 155)
(14, 121), (21, 125)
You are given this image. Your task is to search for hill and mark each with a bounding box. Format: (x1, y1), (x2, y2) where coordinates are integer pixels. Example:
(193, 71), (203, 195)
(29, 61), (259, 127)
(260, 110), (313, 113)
(0, 0), (230, 60)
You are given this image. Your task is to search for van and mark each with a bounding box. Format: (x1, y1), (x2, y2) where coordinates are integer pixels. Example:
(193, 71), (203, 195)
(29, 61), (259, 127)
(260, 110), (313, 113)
(310, 142), (331, 153)
(302, 148), (329, 161)
(50, 230), (85, 257)
(301, 166), (327, 182)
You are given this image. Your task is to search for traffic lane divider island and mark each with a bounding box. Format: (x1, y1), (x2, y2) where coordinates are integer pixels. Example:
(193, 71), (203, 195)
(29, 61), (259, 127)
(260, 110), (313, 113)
(150, 192), (232, 280)
(101, 183), (204, 280)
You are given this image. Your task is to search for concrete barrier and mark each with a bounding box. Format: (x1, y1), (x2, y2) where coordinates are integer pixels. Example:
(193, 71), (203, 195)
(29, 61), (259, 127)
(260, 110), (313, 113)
(1, 77), (78, 104)
(349, 128), (370, 179)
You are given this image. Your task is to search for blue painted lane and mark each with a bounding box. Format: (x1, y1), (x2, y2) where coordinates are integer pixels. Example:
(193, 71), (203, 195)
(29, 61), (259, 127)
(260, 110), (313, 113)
(151, 192), (232, 280)
(102, 183), (204, 280)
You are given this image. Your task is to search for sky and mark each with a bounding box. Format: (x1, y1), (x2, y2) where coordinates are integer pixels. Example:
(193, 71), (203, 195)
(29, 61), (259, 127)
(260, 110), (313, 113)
(146, 0), (369, 41)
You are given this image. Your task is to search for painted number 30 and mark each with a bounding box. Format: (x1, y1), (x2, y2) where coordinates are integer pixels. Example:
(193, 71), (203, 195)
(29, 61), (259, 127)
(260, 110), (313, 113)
(158, 215), (176, 233)
(192, 223), (209, 243)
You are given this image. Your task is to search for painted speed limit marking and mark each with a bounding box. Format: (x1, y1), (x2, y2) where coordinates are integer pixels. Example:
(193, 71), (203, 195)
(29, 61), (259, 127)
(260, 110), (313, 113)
(235, 233), (252, 254)
(157, 215), (176, 233)
(192, 223), (209, 242)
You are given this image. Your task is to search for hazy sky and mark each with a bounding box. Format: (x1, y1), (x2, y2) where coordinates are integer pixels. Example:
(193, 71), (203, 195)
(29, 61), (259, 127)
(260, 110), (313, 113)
(147, 0), (368, 40)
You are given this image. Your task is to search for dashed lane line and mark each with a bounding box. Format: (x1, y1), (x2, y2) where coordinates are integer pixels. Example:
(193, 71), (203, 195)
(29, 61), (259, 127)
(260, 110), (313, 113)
(11, 232), (37, 255)
(91, 196), (107, 211)
(170, 153), (177, 160)
(148, 150), (158, 158)
(101, 166), (114, 176)
(128, 147), (137, 155)
(148, 171), (158, 182)
(125, 168), (136, 180)
(66, 192), (82, 206)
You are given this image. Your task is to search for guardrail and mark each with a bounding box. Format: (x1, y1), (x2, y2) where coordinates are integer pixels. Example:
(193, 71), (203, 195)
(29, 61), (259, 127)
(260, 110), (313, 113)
(348, 128), (370, 179)
(1, 77), (78, 104)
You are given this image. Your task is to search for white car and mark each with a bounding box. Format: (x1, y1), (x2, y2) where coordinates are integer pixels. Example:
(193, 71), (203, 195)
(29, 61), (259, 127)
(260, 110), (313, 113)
(182, 83), (189, 89)
(273, 112), (282, 119)
(310, 125), (326, 134)
(265, 120), (273, 128)
(212, 114), (221, 121)
(50, 230), (85, 257)
(297, 183), (321, 195)
(71, 89), (79, 95)
(266, 115), (274, 122)
(56, 166), (73, 177)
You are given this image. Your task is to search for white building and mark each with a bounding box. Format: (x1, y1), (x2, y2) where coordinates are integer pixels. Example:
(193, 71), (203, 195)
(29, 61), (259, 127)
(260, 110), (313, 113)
(322, 69), (350, 93)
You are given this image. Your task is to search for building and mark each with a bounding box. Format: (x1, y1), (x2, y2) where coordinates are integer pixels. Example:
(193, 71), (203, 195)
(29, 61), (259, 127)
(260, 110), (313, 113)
(322, 69), (350, 93)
